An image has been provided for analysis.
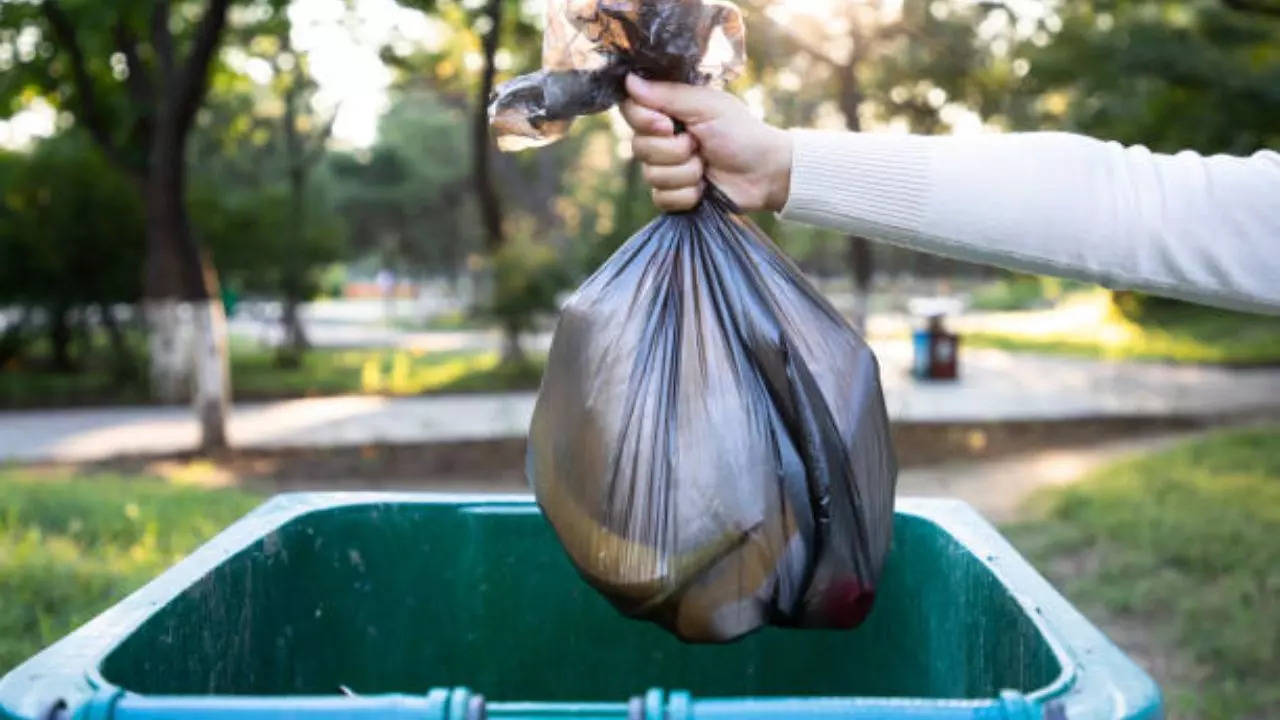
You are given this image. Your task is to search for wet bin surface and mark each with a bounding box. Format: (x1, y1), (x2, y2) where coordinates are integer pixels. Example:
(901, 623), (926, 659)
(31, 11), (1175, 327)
(0, 494), (1161, 720)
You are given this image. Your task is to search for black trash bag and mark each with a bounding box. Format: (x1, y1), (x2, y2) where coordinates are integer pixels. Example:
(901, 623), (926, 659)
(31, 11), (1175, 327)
(527, 190), (897, 642)
(489, 0), (746, 150)
(491, 0), (898, 643)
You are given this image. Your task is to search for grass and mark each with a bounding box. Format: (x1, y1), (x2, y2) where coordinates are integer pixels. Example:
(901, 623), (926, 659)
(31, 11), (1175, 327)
(230, 348), (545, 398)
(967, 275), (1088, 312)
(1004, 426), (1280, 718)
(389, 310), (485, 332)
(964, 290), (1280, 365)
(0, 469), (259, 673)
(1, 347), (546, 408)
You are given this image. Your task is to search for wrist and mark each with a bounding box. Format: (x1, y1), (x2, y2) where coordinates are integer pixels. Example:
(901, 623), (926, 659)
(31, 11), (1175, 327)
(764, 126), (793, 213)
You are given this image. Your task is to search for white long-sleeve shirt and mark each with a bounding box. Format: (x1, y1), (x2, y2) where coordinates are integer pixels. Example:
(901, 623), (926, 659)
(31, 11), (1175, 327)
(779, 130), (1280, 314)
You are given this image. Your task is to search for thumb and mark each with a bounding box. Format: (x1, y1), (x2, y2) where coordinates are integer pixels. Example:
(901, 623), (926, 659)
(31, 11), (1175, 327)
(625, 74), (732, 125)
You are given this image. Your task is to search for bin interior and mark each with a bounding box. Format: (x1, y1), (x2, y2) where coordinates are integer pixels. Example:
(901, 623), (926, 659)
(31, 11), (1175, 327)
(100, 501), (1062, 702)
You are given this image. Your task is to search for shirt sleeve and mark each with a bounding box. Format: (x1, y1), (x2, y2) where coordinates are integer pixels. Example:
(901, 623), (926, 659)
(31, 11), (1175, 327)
(779, 129), (1280, 314)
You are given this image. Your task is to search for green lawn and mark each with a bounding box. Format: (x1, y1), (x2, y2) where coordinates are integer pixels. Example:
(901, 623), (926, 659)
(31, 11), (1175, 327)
(0, 470), (260, 673)
(0, 347), (545, 408)
(230, 348), (545, 398)
(965, 291), (1280, 365)
(1005, 427), (1280, 718)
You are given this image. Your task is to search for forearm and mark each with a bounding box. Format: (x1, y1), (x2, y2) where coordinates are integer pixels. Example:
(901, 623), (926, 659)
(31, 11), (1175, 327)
(779, 130), (1280, 314)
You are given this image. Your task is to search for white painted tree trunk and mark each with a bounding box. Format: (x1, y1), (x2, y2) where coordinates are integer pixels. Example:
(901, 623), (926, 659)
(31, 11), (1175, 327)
(146, 300), (194, 403)
(146, 299), (230, 451)
(191, 298), (230, 451)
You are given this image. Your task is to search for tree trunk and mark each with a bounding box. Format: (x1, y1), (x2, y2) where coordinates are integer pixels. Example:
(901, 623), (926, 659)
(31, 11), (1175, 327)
(619, 156), (642, 237)
(847, 236), (873, 334)
(500, 319), (527, 368)
(838, 69), (873, 334)
(143, 121), (229, 451)
(48, 304), (73, 372)
(191, 295), (230, 450)
(0, 307), (31, 367)
(279, 294), (310, 365)
(473, 0), (504, 255)
(280, 68), (311, 364)
(279, 166), (311, 362)
(473, 0), (519, 360)
(99, 302), (135, 379)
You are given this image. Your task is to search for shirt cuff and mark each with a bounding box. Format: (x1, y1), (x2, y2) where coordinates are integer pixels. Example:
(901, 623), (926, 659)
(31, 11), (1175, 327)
(779, 129), (935, 240)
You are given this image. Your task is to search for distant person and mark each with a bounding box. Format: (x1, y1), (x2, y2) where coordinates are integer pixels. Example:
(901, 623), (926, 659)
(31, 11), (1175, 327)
(620, 75), (1280, 315)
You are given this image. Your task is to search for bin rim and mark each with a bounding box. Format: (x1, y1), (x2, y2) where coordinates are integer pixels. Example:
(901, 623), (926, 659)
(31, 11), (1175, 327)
(0, 493), (1159, 720)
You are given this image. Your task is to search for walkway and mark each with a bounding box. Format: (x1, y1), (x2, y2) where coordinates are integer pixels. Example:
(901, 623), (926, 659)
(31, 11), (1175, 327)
(3, 341), (1277, 464)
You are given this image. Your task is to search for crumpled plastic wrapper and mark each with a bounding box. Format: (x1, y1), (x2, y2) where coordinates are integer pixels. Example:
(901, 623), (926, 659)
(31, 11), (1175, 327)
(489, 0), (746, 150)
(492, 0), (898, 643)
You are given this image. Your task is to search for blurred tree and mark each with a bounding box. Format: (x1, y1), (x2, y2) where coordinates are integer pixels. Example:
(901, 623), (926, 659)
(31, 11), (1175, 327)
(0, 0), (264, 449)
(740, 0), (1025, 329)
(0, 132), (145, 376)
(487, 233), (569, 366)
(1015, 0), (1280, 313)
(1016, 0), (1279, 155)
(274, 28), (337, 358)
(182, 11), (350, 366)
(189, 181), (345, 350)
(385, 0), (549, 362)
(327, 91), (476, 280)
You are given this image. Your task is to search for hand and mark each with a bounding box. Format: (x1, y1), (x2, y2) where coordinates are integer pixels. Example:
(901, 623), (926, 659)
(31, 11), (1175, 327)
(621, 74), (793, 213)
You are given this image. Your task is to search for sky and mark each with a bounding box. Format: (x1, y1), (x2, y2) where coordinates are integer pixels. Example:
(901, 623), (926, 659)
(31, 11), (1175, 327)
(287, 0), (448, 147)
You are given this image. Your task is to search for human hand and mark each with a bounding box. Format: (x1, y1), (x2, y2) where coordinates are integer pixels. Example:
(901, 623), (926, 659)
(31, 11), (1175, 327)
(621, 74), (792, 213)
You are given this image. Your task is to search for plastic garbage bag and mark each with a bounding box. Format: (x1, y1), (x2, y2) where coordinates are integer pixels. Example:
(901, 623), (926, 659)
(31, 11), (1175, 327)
(491, 0), (898, 643)
(489, 0), (746, 151)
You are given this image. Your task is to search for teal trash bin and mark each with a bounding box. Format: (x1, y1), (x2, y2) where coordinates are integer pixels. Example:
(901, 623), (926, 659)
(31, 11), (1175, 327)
(0, 494), (1160, 720)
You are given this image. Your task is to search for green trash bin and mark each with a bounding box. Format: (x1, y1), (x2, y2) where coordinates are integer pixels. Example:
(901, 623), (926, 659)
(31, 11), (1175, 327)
(0, 494), (1160, 720)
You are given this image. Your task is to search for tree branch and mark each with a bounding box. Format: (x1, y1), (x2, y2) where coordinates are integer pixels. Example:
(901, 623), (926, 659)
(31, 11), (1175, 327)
(174, 0), (233, 132)
(151, 1), (175, 85)
(741, 0), (843, 67)
(113, 19), (153, 109)
(301, 108), (340, 170)
(40, 0), (117, 157)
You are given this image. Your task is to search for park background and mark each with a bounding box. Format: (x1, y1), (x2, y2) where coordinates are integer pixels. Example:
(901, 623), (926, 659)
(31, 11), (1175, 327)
(1, 0), (1279, 716)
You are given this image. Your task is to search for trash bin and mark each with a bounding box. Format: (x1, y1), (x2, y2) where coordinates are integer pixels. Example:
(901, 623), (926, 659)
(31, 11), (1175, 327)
(913, 314), (960, 380)
(0, 494), (1160, 720)
(908, 297), (963, 381)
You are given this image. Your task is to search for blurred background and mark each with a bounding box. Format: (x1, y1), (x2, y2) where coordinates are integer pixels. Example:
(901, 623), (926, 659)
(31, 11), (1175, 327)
(1, 0), (1278, 715)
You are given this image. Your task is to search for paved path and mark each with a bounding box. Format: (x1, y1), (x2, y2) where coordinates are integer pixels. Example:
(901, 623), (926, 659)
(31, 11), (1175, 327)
(2, 342), (1278, 463)
(896, 432), (1200, 523)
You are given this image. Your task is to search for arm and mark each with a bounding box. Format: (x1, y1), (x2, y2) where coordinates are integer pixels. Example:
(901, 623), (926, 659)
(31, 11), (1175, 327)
(622, 76), (1280, 314)
(782, 130), (1280, 314)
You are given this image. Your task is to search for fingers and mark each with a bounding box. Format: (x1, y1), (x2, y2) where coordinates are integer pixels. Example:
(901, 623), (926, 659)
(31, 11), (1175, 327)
(620, 99), (674, 136)
(632, 132), (696, 165)
(643, 157), (703, 190)
(652, 183), (704, 212)
(626, 74), (735, 124)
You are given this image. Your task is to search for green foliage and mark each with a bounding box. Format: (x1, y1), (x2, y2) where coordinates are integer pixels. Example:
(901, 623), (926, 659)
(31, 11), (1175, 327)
(1006, 427), (1280, 717)
(0, 132), (144, 308)
(0, 131), (144, 374)
(191, 179), (346, 300)
(327, 91), (477, 276)
(230, 347), (543, 397)
(964, 290), (1280, 365)
(487, 235), (570, 340)
(1, 345), (544, 407)
(1016, 0), (1280, 154)
(0, 471), (259, 673)
(968, 275), (1089, 312)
